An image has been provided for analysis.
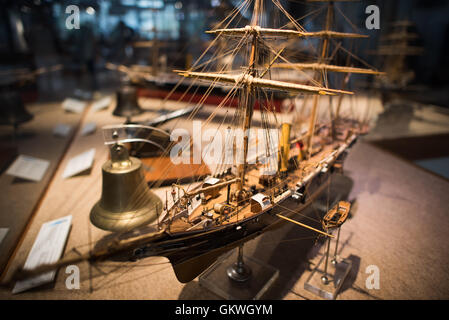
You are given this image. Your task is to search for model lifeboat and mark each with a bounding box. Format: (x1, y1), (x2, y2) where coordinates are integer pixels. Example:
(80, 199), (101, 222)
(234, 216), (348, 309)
(322, 201), (351, 230)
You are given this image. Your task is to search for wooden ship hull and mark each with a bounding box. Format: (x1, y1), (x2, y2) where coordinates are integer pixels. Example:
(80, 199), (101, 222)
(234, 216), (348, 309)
(110, 133), (357, 283)
(140, 174), (331, 283)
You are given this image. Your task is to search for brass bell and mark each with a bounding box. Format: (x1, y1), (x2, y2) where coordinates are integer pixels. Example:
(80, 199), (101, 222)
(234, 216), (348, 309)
(112, 86), (144, 118)
(90, 143), (163, 232)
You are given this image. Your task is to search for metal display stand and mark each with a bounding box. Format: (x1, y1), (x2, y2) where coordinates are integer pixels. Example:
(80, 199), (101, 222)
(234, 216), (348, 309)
(304, 227), (352, 300)
(199, 245), (279, 300)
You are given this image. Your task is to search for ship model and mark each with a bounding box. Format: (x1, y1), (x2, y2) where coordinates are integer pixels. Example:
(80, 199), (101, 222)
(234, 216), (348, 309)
(4, 0), (384, 286)
(371, 20), (423, 89)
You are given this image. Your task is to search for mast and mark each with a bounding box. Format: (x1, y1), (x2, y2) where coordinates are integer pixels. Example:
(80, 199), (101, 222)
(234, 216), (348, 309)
(306, 1), (333, 156)
(177, 0), (355, 170)
(237, 0), (261, 192)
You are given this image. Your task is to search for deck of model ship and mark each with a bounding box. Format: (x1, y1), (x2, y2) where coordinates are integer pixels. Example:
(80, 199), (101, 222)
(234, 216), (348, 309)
(167, 130), (347, 234)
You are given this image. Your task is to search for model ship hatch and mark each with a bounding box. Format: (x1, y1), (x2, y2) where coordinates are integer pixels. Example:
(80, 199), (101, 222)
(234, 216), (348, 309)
(251, 193), (272, 213)
(202, 177), (222, 199)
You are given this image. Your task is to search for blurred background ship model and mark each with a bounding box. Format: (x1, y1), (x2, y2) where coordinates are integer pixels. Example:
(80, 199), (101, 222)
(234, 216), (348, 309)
(0, 65), (62, 135)
(371, 20), (424, 90)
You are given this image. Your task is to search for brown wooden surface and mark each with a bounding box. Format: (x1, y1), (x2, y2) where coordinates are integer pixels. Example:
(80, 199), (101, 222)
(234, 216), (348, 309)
(0, 101), (84, 274)
(0, 95), (448, 299)
(142, 157), (210, 186)
(0, 145), (17, 174)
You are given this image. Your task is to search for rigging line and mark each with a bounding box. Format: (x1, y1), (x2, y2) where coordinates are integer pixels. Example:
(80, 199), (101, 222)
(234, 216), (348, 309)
(185, 162), (291, 210)
(302, 170), (328, 221)
(276, 193), (322, 225)
(272, 0), (306, 32)
(167, 33), (251, 135)
(190, 0), (252, 71)
(147, 32), (250, 179)
(64, 229), (316, 288)
(167, 79), (202, 129)
(190, 46), (245, 72)
(85, 258), (147, 291)
(278, 6), (325, 30)
(328, 41), (342, 62)
(214, 96), (251, 178)
(193, 11), (249, 73)
(260, 89), (279, 163)
(285, 5), (326, 56)
(264, 41), (322, 87)
(79, 3), (344, 255)
(260, 47), (286, 78)
(333, 39), (378, 70)
(334, 3), (359, 33)
(266, 113), (280, 172)
(164, 80), (242, 190)
(276, 213), (333, 238)
(221, 99), (247, 171)
(168, 27), (231, 96)
(256, 89), (273, 171)
(213, 0), (252, 30)
(258, 88), (276, 172)
(133, 81), (205, 156)
(180, 88), (238, 186)
(149, 8), (246, 112)
(173, 165), (290, 218)
(161, 217), (326, 260)
(263, 40), (322, 87)
(147, 79), (226, 190)
(93, 262), (170, 292)
(258, 235), (320, 246)
(211, 111), (231, 177)
(192, 74), (239, 127)
(259, 112), (269, 168)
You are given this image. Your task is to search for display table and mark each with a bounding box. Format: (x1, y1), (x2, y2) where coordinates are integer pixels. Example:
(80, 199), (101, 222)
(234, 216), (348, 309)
(0, 101), (84, 274)
(1, 96), (448, 300)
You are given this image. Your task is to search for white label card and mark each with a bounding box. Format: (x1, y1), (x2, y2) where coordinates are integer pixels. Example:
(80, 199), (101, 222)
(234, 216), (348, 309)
(91, 96), (112, 112)
(80, 122), (97, 136)
(12, 215), (72, 294)
(0, 228), (9, 247)
(62, 98), (87, 114)
(6, 155), (50, 182)
(62, 148), (95, 179)
(53, 124), (72, 137)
